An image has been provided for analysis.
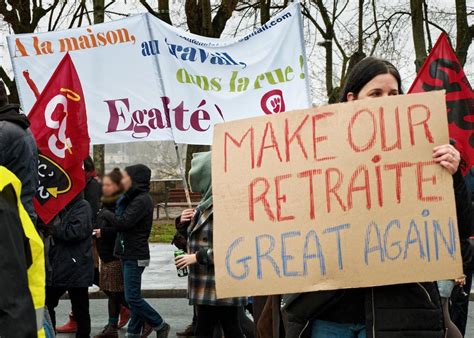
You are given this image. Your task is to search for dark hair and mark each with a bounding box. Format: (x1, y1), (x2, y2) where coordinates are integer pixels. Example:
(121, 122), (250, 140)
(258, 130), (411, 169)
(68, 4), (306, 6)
(0, 81), (8, 107)
(339, 57), (403, 103)
(105, 168), (122, 187)
(84, 156), (95, 173)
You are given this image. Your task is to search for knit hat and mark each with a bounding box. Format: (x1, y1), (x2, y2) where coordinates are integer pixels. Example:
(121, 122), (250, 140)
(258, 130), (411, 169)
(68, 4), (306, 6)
(125, 164), (151, 190)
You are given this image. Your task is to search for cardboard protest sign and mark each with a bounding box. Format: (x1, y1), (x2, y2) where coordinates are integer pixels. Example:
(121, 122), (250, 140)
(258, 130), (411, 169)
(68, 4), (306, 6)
(212, 91), (462, 298)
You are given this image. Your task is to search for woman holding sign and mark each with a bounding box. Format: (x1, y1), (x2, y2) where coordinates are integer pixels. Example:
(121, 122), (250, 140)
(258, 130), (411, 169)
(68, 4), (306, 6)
(175, 151), (247, 338)
(284, 57), (471, 338)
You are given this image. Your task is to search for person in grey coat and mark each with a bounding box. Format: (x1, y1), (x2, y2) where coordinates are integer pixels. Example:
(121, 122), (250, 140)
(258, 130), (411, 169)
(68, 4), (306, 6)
(0, 81), (38, 223)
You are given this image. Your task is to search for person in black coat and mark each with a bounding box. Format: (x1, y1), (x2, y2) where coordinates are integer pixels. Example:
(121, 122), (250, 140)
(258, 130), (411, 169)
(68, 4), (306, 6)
(45, 192), (94, 338)
(0, 81), (38, 224)
(100, 164), (170, 338)
(57, 156), (103, 333)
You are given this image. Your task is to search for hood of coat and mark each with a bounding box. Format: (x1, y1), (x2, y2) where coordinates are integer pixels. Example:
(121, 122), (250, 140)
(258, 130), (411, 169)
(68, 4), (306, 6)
(0, 104), (30, 129)
(125, 164), (151, 195)
(189, 151), (212, 211)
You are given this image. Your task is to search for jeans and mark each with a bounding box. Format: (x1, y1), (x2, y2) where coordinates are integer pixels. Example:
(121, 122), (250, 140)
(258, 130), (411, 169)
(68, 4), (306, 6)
(311, 320), (366, 338)
(46, 286), (90, 338)
(122, 259), (164, 335)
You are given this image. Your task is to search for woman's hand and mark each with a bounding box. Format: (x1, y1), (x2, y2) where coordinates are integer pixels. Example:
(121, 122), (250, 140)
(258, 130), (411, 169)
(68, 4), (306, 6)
(433, 144), (460, 175)
(455, 276), (466, 286)
(180, 209), (195, 223)
(175, 254), (197, 269)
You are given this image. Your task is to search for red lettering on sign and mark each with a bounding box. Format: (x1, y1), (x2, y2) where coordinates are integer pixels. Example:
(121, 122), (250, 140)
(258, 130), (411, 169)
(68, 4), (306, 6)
(416, 161), (443, 202)
(407, 104), (434, 146)
(348, 109), (377, 152)
(249, 177), (275, 221)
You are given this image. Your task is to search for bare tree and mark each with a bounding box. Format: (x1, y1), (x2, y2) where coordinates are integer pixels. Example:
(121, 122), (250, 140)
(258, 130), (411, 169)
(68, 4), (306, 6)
(455, 0), (473, 66)
(410, 0), (427, 71)
(139, 0), (172, 25)
(0, 0), (60, 102)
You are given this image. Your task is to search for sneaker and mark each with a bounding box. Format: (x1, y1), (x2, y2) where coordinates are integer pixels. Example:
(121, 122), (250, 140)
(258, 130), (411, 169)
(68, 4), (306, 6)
(56, 313), (77, 333)
(155, 323), (170, 338)
(94, 324), (118, 338)
(176, 324), (194, 336)
(141, 322), (153, 338)
(118, 306), (131, 329)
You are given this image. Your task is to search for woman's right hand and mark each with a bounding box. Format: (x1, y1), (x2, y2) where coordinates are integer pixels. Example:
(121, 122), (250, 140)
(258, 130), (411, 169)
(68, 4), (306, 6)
(180, 209), (195, 223)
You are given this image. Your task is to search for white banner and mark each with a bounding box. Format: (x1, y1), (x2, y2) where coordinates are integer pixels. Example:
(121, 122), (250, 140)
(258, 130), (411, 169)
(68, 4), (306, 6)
(8, 4), (311, 145)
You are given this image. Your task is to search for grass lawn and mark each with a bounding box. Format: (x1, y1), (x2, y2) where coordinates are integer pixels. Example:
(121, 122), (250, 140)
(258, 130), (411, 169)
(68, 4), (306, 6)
(149, 220), (175, 243)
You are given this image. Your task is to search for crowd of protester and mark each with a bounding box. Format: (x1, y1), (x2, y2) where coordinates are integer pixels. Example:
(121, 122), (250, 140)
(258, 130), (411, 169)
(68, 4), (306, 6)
(0, 56), (473, 338)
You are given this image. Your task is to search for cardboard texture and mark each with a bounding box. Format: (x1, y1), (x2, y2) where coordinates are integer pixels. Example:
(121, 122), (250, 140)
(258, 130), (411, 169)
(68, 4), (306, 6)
(212, 91), (463, 298)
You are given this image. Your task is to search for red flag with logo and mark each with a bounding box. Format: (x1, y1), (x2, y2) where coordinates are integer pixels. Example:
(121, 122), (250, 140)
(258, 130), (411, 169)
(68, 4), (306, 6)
(29, 53), (90, 224)
(408, 33), (474, 174)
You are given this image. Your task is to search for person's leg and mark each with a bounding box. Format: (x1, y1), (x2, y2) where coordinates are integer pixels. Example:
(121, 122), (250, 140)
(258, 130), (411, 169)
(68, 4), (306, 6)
(239, 306), (255, 338)
(219, 306), (245, 338)
(441, 297), (462, 338)
(451, 273), (472, 336)
(106, 291), (122, 326)
(311, 320), (359, 338)
(68, 287), (91, 338)
(123, 260), (165, 335)
(45, 286), (66, 330)
(194, 305), (217, 337)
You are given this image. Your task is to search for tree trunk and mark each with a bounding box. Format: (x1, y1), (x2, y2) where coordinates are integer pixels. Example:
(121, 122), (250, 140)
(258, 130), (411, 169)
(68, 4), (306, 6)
(455, 0), (473, 66)
(260, 0), (271, 24)
(410, 0), (427, 72)
(92, 0), (106, 176)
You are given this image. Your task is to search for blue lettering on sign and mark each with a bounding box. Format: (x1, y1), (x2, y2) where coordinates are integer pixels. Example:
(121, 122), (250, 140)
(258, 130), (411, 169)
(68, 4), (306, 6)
(225, 237), (251, 280)
(281, 231), (302, 277)
(323, 223), (350, 270)
(256, 234), (281, 279)
(383, 219), (402, 260)
(364, 222), (385, 265)
(422, 209), (432, 262)
(303, 230), (326, 276)
(433, 217), (457, 259)
(403, 219), (426, 260)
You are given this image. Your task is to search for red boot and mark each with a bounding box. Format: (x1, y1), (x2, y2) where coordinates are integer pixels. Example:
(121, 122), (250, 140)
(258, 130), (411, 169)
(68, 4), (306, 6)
(56, 312), (77, 333)
(118, 306), (130, 329)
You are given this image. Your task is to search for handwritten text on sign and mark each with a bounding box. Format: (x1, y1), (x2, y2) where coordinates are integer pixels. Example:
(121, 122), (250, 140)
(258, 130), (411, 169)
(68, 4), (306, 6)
(212, 91), (462, 298)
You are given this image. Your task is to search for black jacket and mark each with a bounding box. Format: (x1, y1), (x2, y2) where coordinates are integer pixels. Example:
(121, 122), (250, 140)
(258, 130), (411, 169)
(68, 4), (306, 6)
(284, 169), (473, 338)
(84, 176), (102, 226)
(0, 183), (36, 338)
(102, 186), (154, 261)
(48, 196), (94, 288)
(96, 194), (122, 263)
(0, 104), (38, 223)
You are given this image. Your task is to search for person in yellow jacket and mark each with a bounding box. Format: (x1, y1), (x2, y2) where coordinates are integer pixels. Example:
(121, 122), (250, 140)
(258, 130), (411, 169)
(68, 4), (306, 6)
(0, 166), (46, 338)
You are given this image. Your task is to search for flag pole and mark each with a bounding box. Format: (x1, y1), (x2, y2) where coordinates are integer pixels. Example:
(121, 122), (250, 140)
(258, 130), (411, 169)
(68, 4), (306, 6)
(174, 143), (192, 208)
(144, 13), (192, 208)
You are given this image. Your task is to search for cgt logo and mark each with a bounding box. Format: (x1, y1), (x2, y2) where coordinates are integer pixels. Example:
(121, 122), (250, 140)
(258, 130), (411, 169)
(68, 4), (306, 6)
(44, 88), (80, 159)
(260, 89), (286, 115)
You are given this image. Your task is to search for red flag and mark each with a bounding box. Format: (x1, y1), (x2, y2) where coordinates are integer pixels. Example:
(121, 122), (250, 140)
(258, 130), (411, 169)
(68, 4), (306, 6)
(409, 33), (474, 174)
(29, 53), (90, 224)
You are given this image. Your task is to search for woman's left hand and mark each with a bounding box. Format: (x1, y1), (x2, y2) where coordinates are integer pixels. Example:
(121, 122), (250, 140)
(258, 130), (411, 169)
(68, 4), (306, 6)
(175, 254), (197, 269)
(433, 144), (460, 175)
